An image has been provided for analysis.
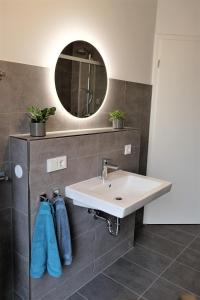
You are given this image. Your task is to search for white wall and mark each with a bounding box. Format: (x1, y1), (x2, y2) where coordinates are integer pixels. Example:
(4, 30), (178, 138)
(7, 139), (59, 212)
(0, 0), (157, 84)
(156, 0), (200, 36)
(144, 0), (200, 224)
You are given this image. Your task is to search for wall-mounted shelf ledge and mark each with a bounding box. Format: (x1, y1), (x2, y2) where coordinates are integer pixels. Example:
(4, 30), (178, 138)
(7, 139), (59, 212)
(10, 127), (138, 141)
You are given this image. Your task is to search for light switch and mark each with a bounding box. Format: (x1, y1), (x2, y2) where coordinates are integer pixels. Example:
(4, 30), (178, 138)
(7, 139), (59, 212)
(124, 144), (132, 155)
(47, 156), (67, 173)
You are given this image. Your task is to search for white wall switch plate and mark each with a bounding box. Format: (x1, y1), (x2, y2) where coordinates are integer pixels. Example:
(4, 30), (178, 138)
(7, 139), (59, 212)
(47, 156), (67, 173)
(124, 144), (132, 155)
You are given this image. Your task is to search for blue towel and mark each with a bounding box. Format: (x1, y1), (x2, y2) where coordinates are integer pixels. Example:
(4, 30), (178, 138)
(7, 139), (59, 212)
(53, 195), (72, 266)
(30, 201), (62, 278)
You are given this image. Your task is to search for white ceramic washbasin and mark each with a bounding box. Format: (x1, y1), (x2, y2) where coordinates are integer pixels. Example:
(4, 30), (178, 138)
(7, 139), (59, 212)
(65, 170), (172, 218)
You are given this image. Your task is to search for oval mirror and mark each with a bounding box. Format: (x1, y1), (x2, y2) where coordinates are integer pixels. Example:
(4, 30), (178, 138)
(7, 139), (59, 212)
(55, 40), (108, 118)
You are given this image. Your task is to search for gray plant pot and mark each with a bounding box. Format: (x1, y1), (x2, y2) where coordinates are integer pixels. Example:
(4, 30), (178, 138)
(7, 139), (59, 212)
(30, 122), (46, 137)
(112, 119), (124, 129)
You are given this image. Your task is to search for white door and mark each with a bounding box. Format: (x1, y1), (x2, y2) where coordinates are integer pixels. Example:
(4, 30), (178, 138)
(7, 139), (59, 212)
(144, 36), (200, 224)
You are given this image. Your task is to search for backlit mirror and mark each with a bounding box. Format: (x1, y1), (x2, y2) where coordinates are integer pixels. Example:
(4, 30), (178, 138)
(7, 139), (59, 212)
(55, 40), (108, 118)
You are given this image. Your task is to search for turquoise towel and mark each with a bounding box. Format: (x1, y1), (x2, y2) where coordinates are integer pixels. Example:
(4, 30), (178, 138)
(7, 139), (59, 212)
(30, 201), (62, 278)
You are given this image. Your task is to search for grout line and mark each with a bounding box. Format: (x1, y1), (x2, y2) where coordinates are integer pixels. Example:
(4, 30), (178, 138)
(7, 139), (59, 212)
(144, 226), (198, 241)
(124, 243), (200, 285)
(137, 227), (193, 247)
(66, 227), (200, 300)
(102, 272), (141, 298)
(76, 291), (89, 300)
(14, 250), (29, 262)
(15, 249), (29, 261)
(0, 206), (13, 213)
(176, 228), (200, 237)
(138, 296), (148, 300)
(61, 239), (134, 300)
(157, 276), (200, 298)
(14, 291), (25, 300)
(143, 224), (200, 238)
(69, 233), (200, 300)
(122, 256), (169, 277)
(173, 259), (200, 274)
(138, 233), (199, 299)
(13, 206), (29, 217)
(135, 241), (180, 260)
(94, 238), (132, 262)
(132, 242), (174, 261)
(72, 228), (200, 300)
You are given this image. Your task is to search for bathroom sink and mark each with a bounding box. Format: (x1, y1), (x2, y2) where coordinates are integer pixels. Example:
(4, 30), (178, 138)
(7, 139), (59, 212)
(65, 170), (172, 218)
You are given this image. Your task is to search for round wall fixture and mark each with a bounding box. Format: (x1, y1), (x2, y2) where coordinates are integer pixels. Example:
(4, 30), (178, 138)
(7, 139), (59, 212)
(55, 40), (108, 118)
(15, 165), (23, 179)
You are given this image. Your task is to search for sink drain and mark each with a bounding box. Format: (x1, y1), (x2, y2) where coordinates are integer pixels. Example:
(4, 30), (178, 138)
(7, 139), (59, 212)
(115, 197), (123, 201)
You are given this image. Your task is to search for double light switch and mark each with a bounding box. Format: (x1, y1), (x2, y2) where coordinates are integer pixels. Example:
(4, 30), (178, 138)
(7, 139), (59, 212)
(47, 156), (67, 173)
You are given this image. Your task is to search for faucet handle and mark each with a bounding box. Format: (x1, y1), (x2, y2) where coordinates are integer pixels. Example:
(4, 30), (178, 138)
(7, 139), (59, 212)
(102, 158), (111, 165)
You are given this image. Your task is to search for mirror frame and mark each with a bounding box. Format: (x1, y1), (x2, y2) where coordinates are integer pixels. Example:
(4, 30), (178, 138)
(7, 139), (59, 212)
(54, 40), (108, 119)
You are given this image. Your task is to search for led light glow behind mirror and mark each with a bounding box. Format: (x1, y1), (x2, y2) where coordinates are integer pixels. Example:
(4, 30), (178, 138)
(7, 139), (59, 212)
(54, 40), (108, 119)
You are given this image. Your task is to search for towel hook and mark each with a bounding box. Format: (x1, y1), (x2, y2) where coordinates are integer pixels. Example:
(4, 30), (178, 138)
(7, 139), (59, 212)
(0, 71), (6, 81)
(0, 171), (9, 182)
(39, 193), (48, 202)
(52, 188), (60, 198)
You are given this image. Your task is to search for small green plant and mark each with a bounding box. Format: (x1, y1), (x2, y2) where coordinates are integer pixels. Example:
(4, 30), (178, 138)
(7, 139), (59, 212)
(27, 106), (56, 123)
(109, 110), (125, 121)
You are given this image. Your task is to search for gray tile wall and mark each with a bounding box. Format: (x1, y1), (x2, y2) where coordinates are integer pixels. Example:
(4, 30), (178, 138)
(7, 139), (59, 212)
(0, 59), (152, 299)
(10, 138), (29, 299)
(11, 129), (139, 299)
(0, 60), (151, 173)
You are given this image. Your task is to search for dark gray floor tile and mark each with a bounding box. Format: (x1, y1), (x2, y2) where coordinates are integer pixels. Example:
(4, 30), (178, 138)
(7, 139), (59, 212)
(162, 261), (200, 296)
(124, 244), (172, 275)
(135, 229), (184, 258)
(104, 258), (156, 295)
(177, 248), (200, 272)
(67, 293), (86, 300)
(175, 225), (200, 236)
(189, 238), (200, 252)
(143, 278), (199, 300)
(143, 225), (194, 246)
(79, 274), (138, 300)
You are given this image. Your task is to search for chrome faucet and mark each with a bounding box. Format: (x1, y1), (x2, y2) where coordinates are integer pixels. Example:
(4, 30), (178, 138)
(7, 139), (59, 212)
(101, 158), (119, 181)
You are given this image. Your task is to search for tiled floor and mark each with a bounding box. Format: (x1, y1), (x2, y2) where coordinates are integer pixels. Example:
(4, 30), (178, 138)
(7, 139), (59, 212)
(68, 225), (200, 300)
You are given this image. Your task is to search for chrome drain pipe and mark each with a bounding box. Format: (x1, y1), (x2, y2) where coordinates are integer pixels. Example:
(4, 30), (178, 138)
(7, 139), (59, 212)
(88, 209), (120, 237)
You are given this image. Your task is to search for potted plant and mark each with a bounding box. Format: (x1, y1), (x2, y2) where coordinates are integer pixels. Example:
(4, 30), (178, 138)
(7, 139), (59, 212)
(27, 106), (56, 137)
(109, 110), (125, 129)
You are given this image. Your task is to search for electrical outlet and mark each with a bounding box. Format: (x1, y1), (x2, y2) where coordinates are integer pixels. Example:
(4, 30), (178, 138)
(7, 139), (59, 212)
(124, 144), (132, 155)
(47, 156), (67, 173)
